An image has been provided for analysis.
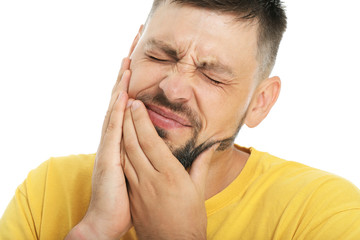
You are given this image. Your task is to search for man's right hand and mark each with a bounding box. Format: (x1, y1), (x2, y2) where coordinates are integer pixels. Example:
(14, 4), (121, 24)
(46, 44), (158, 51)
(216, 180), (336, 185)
(65, 57), (132, 240)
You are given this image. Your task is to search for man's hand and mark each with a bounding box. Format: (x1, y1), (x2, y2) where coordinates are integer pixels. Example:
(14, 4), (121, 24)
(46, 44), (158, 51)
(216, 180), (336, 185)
(122, 100), (217, 240)
(66, 58), (132, 240)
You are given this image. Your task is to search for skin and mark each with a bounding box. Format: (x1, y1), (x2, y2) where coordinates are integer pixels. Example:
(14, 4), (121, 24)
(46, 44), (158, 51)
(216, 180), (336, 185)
(66, 2), (281, 240)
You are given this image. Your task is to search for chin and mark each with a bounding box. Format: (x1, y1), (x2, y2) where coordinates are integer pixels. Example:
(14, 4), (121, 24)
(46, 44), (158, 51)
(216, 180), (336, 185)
(155, 126), (193, 150)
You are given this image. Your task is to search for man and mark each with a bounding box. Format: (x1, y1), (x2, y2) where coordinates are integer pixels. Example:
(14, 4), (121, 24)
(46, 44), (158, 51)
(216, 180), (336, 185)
(1, 0), (360, 239)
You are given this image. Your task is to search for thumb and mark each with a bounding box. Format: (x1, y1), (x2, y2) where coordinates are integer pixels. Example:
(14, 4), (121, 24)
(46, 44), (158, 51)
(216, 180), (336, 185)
(189, 144), (219, 197)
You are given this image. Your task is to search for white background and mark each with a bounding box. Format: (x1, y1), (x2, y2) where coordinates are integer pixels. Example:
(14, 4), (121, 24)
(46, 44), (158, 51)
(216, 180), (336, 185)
(1, 0), (359, 216)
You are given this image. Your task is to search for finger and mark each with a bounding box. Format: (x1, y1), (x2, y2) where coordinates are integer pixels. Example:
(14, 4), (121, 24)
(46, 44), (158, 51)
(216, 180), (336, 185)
(123, 150), (139, 186)
(100, 57), (130, 143)
(130, 100), (179, 172)
(123, 100), (155, 177)
(189, 144), (218, 198)
(120, 141), (126, 169)
(101, 70), (131, 143)
(101, 90), (128, 151)
(95, 90), (128, 175)
(113, 57), (131, 93)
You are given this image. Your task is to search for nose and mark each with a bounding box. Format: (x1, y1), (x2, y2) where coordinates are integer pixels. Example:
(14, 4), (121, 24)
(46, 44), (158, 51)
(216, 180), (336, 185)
(158, 63), (195, 103)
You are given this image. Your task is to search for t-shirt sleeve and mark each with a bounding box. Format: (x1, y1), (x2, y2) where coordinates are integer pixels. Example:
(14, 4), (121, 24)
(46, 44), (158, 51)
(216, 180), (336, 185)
(295, 175), (360, 240)
(303, 209), (360, 239)
(0, 160), (48, 240)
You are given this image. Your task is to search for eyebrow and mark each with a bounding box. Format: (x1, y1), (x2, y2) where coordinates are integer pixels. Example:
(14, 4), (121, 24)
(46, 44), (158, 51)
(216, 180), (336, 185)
(198, 61), (236, 79)
(144, 38), (236, 78)
(144, 38), (179, 60)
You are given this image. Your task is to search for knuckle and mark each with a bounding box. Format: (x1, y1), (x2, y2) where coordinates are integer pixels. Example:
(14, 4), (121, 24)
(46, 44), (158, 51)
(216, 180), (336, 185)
(162, 170), (176, 185)
(106, 122), (116, 132)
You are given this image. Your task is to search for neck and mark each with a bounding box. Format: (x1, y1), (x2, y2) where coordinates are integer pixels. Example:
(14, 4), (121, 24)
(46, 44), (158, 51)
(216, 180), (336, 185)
(203, 145), (249, 200)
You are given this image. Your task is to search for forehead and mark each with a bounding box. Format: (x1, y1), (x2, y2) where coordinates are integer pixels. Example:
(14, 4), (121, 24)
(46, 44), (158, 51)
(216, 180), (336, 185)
(142, 3), (259, 77)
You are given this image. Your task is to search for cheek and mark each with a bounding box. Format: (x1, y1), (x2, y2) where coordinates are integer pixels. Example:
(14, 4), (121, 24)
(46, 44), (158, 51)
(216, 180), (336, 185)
(198, 88), (251, 139)
(128, 61), (165, 98)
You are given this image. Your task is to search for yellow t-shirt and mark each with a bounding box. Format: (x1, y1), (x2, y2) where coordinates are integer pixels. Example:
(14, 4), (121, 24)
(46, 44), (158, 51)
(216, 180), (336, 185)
(1, 147), (360, 240)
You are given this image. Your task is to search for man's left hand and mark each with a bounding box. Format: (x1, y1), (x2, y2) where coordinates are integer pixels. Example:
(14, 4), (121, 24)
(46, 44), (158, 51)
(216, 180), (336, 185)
(122, 99), (216, 240)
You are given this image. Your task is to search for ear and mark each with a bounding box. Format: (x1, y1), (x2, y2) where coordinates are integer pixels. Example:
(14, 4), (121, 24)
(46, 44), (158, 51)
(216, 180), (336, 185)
(244, 76), (281, 128)
(128, 24), (144, 58)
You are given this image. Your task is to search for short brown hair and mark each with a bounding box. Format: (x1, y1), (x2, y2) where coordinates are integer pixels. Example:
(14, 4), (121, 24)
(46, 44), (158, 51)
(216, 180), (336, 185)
(148, 0), (287, 80)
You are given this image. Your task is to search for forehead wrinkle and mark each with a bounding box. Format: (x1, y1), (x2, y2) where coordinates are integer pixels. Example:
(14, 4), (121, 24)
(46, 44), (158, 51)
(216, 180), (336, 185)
(145, 38), (235, 78)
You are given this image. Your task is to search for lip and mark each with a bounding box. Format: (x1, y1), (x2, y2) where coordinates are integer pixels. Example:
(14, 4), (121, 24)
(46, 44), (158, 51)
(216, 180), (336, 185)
(145, 104), (192, 129)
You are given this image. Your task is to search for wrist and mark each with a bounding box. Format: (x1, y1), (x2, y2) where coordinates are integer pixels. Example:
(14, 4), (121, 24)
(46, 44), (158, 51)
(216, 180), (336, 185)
(65, 215), (129, 240)
(65, 221), (118, 240)
(65, 223), (93, 240)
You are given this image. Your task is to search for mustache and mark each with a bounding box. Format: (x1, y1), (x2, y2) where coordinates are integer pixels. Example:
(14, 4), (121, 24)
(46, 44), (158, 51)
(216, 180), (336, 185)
(136, 92), (202, 131)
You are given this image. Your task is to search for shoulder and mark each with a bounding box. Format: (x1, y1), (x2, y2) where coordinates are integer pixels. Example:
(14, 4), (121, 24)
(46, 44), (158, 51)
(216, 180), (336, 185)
(25, 153), (95, 184)
(44, 153), (95, 192)
(248, 148), (360, 209)
(254, 149), (360, 213)
(47, 153), (96, 170)
(9, 154), (96, 238)
(46, 153), (96, 177)
(250, 148), (360, 238)
(23, 153), (96, 200)
(251, 148), (359, 191)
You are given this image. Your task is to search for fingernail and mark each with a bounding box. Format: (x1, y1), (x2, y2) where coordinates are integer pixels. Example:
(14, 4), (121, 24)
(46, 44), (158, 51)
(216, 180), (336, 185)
(131, 100), (141, 110)
(126, 99), (134, 108)
(121, 70), (129, 80)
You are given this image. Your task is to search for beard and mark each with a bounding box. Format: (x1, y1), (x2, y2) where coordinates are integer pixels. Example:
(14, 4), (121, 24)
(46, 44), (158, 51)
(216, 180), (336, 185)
(137, 92), (243, 169)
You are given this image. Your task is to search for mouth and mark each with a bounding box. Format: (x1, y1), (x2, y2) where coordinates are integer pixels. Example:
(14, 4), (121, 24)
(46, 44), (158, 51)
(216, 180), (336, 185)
(145, 104), (192, 130)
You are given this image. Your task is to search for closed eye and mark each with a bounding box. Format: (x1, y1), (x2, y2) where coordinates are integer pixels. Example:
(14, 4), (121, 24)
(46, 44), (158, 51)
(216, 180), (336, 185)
(203, 73), (222, 85)
(147, 55), (168, 62)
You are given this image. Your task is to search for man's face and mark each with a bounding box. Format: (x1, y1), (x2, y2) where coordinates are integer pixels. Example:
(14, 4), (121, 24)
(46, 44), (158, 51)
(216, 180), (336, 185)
(128, 3), (259, 167)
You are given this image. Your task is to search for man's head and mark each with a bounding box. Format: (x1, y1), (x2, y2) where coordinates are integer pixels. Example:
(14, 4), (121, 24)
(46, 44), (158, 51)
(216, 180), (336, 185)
(127, 0), (287, 168)
(148, 0), (287, 81)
